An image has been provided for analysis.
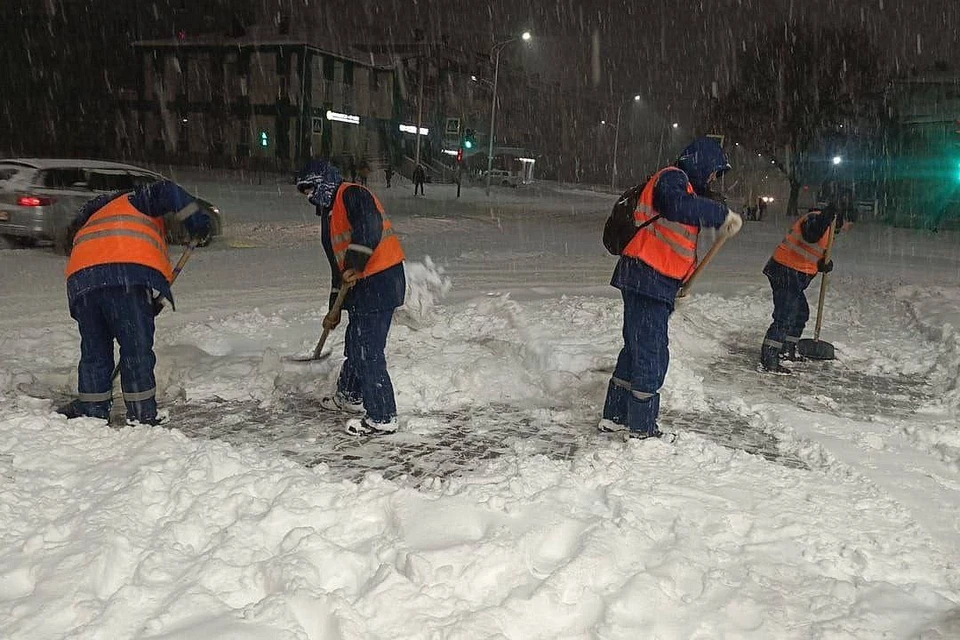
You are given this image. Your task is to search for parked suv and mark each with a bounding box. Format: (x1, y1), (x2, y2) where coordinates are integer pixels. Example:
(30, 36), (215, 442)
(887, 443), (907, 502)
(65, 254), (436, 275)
(0, 159), (222, 253)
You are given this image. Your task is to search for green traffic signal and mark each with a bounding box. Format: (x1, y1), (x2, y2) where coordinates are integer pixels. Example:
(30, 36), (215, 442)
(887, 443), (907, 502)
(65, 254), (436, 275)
(462, 128), (477, 150)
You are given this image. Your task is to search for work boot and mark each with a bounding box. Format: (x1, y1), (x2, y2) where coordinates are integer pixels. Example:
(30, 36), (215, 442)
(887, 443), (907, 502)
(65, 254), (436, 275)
(320, 393), (364, 414)
(56, 399), (109, 421)
(760, 343), (793, 375)
(626, 428), (677, 443)
(759, 360), (793, 375)
(125, 409), (170, 427)
(597, 418), (628, 433)
(780, 341), (806, 362)
(345, 416), (399, 436)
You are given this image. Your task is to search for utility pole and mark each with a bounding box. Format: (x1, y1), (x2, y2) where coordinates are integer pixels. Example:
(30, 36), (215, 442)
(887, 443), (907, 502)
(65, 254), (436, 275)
(484, 47), (501, 196)
(414, 29), (426, 169)
(456, 117), (463, 198)
(485, 32), (531, 196)
(414, 60), (424, 167)
(611, 103), (622, 192)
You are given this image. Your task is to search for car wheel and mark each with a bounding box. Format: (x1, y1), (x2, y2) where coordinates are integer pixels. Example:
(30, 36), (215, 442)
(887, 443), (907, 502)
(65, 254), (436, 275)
(1, 234), (37, 249)
(53, 228), (73, 256)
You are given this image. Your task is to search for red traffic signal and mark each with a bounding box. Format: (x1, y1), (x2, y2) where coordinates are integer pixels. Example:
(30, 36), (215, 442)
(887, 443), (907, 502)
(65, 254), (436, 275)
(457, 148), (464, 163)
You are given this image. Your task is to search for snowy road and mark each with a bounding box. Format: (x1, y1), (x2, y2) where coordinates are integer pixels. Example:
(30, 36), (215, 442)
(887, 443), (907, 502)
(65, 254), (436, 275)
(1, 176), (958, 638)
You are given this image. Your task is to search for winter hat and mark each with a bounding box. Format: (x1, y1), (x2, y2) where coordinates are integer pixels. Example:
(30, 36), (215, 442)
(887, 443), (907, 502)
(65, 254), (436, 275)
(296, 159), (343, 209)
(675, 137), (732, 195)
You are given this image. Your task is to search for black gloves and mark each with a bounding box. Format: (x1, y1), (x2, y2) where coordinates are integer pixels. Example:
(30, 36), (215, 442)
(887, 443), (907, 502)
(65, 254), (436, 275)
(183, 211), (212, 239)
(817, 258), (834, 274)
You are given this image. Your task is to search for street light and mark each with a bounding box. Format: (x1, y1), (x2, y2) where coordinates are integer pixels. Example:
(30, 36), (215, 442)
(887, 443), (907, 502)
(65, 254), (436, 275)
(605, 93), (642, 192)
(832, 155), (843, 165)
(485, 31), (533, 195)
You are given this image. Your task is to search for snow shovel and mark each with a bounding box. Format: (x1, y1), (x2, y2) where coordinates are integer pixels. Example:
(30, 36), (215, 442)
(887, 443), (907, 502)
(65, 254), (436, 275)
(110, 238), (200, 383)
(677, 222), (742, 299)
(797, 218), (837, 361)
(284, 282), (353, 363)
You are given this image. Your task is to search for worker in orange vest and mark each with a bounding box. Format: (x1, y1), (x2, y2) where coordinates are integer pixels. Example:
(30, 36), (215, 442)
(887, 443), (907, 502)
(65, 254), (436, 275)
(297, 159), (406, 436)
(759, 207), (854, 374)
(57, 180), (211, 425)
(601, 137), (742, 439)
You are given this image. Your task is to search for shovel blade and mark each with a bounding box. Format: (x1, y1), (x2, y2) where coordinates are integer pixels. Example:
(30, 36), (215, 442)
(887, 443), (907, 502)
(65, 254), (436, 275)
(797, 338), (836, 361)
(282, 351), (333, 364)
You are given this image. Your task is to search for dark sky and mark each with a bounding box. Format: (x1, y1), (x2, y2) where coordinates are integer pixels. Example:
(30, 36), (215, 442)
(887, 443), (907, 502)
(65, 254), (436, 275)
(279, 0), (960, 124)
(1, 0), (958, 155)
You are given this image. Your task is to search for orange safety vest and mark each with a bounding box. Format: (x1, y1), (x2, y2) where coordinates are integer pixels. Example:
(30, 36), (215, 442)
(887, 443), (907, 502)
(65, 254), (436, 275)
(65, 194), (173, 281)
(329, 183), (405, 276)
(771, 212), (829, 275)
(622, 167), (699, 280)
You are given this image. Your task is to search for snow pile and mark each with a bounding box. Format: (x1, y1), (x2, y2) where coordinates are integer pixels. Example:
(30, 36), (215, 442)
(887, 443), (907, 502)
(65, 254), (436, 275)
(395, 257), (452, 330)
(1, 410), (958, 639)
(2, 179), (960, 638)
(899, 286), (960, 414)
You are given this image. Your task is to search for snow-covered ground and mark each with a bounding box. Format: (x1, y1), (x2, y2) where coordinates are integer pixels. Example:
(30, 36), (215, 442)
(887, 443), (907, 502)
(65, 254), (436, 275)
(1, 174), (958, 639)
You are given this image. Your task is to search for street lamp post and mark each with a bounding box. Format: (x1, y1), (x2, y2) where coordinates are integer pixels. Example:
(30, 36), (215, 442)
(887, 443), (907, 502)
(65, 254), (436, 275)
(414, 61), (425, 167)
(608, 94), (641, 193)
(485, 31), (531, 196)
(611, 103), (622, 192)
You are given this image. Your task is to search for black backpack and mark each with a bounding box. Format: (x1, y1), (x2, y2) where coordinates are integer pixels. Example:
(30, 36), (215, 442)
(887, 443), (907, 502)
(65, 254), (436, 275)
(602, 179), (660, 255)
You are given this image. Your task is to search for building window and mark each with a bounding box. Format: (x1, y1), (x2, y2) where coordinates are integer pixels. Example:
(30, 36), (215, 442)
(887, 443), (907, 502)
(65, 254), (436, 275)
(237, 120), (250, 157)
(323, 56), (335, 81)
(369, 70), (379, 92)
(343, 62), (354, 86)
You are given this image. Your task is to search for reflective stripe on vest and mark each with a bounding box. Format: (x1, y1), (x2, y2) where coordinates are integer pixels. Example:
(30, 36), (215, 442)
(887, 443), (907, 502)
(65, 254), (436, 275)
(771, 213), (828, 275)
(65, 195), (173, 281)
(329, 183), (405, 277)
(621, 167), (700, 280)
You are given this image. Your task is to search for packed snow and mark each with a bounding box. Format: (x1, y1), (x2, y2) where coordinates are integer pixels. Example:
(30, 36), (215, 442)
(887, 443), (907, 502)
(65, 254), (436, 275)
(1, 173), (958, 639)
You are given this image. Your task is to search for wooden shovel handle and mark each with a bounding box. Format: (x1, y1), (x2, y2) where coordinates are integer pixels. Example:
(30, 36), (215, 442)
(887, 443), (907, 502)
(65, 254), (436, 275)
(812, 217), (838, 341)
(311, 282), (353, 359)
(678, 225), (740, 298)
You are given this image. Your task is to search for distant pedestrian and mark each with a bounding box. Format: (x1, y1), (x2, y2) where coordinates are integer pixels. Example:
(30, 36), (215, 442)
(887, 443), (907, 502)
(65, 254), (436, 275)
(358, 160), (371, 187)
(384, 166), (394, 188)
(412, 164), (426, 196)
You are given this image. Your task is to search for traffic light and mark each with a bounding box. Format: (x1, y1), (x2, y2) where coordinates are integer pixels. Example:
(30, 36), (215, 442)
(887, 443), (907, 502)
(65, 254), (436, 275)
(260, 131), (269, 148)
(457, 148), (464, 163)
(463, 128), (476, 149)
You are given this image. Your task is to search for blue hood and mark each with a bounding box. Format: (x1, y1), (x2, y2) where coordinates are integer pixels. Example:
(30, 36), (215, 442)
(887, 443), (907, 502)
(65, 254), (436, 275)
(296, 159), (343, 210)
(675, 137), (731, 195)
(128, 180), (197, 217)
